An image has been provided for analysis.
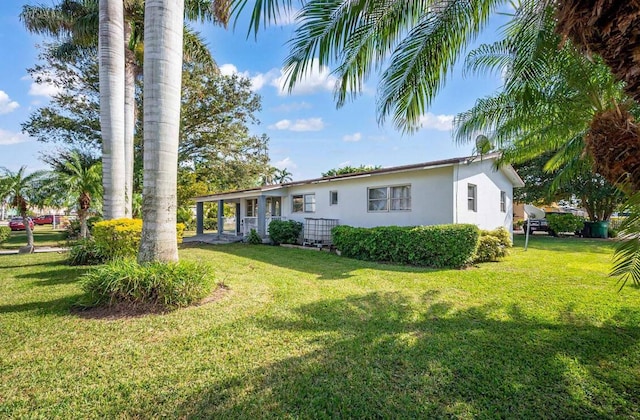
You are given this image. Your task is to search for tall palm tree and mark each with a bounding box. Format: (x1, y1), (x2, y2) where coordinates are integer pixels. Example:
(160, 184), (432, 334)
(99, 0), (126, 220)
(44, 150), (102, 238)
(138, 0), (186, 263)
(0, 167), (48, 252)
(21, 0), (222, 218)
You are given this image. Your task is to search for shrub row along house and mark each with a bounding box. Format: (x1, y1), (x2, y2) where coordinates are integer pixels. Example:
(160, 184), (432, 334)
(193, 153), (524, 244)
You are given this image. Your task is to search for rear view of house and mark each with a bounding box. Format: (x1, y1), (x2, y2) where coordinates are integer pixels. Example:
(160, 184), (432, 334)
(193, 153), (524, 242)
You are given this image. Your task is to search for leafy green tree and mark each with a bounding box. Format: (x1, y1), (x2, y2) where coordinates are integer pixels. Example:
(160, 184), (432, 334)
(43, 149), (102, 238)
(322, 165), (382, 178)
(0, 167), (48, 251)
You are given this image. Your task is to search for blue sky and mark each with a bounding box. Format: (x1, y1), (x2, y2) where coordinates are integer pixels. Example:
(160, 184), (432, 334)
(0, 1), (509, 180)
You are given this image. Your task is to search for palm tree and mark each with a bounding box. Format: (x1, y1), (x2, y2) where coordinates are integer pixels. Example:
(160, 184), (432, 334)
(44, 150), (102, 238)
(138, 0), (187, 263)
(274, 168), (293, 184)
(0, 167), (48, 252)
(98, 0), (126, 220)
(21, 0), (222, 218)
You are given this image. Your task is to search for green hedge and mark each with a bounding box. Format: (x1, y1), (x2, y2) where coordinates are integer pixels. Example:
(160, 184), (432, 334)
(331, 224), (480, 268)
(268, 219), (303, 245)
(546, 213), (584, 235)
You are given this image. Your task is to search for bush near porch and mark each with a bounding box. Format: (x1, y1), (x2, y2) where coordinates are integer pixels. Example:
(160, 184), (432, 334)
(331, 224), (480, 268)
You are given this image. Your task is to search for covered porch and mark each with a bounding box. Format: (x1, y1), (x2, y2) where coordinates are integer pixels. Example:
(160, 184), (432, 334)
(194, 186), (285, 240)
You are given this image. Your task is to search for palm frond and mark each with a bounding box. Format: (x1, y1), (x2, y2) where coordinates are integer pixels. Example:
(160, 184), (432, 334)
(611, 191), (640, 289)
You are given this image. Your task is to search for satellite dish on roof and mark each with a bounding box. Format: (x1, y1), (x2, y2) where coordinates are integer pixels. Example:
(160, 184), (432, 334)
(474, 134), (493, 155)
(524, 204), (545, 219)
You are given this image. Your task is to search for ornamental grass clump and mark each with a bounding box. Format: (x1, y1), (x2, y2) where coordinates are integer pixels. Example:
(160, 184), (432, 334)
(79, 259), (215, 309)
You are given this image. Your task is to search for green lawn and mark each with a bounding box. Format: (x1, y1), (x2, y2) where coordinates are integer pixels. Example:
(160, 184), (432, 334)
(1, 225), (67, 250)
(1, 235), (639, 417)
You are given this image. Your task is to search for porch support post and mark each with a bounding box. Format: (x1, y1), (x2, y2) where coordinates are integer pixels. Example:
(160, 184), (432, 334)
(257, 195), (267, 238)
(235, 203), (241, 235)
(196, 201), (204, 235)
(217, 200), (224, 236)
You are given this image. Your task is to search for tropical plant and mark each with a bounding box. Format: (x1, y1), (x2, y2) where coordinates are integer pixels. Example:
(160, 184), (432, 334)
(43, 149), (102, 238)
(321, 165), (382, 178)
(21, 0), (224, 218)
(0, 167), (48, 251)
(274, 168), (293, 184)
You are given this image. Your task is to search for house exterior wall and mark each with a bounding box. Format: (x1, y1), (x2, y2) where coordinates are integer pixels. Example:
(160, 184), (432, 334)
(453, 158), (514, 233)
(280, 166), (455, 228)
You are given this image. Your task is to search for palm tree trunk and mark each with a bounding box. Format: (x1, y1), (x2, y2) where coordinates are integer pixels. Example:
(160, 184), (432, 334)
(138, 0), (184, 263)
(124, 23), (137, 218)
(99, 0), (126, 220)
(78, 208), (88, 238)
(22, 214), (34, 250)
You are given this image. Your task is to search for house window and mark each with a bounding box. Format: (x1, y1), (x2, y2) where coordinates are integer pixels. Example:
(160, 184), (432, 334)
(368, 185), (411, 212)
(500, 191), (506, 213)
(292, 194), (315, 213)
(330, 190), (338, 205)
(468, 184), (477, 212)
(246, 199), (257, 217)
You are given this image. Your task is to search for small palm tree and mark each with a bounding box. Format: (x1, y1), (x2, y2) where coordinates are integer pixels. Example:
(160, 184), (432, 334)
(0, 167), (48, 252)
(274, 168), (293, 184)
(45, 150), (102, 238)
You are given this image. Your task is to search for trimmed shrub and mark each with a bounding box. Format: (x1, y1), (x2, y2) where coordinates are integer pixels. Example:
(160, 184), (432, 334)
(93, 218), (143, 260)
(547, 213), (584, 235)
(176, 207), (194, 230)
(203, 218), (217, 230)
(79, 259), (215, 309)
(247, 228), (262, 244)
(473, 227), (512, 263)
(0, 226), (11, 243)
(68, 238), (107, 266)
(268, 219), (303, 245)
(93, 218), (185, 260)
(331, 224), (480, 268)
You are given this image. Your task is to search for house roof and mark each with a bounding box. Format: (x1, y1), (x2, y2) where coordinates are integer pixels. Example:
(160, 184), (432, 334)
(194, 152), (524, 202)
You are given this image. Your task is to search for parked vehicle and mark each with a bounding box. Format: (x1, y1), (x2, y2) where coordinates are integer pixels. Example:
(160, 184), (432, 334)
(9, 217), (34, 231)
(33, 214), (62, 225)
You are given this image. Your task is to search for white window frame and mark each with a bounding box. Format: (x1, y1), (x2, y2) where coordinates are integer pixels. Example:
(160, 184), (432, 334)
(468, 184), (477, 212)
(292, 193), (315, 213)
(367, 184), (411, 212)
(330, 190), (338, 206)
(500, 191), (506, 213)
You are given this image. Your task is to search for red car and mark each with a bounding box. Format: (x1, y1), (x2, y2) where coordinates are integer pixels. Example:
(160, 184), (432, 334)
(9, 217), (35, 231)
(33, 214), (61, 225)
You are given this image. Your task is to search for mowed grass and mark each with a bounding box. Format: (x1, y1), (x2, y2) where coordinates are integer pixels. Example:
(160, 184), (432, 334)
(1, 225), (67, 250)
(1, 235), (639, 418)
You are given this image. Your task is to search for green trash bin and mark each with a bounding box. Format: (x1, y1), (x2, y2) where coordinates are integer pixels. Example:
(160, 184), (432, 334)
(591, 221), (609, 239)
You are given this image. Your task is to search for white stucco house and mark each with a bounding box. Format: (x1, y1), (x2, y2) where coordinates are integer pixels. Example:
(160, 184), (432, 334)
(193, 153), (524, 243)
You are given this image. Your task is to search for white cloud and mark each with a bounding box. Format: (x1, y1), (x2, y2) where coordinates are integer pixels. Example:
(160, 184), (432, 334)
(275, 157), (297, 169)
(271, 59), (337, 96)
(0, 129), (29, 145)
(271, 101), (312, 113)
(342, 132), (362, 142)
(339, 160), (351, 167)
(218, 63), (279, 92)
(0, 91), (19, 114)
(219, 63), (238, 76)
(23, 72), (63, 98)
(268, 117), (324, 132)
(418, 112), (454, 131)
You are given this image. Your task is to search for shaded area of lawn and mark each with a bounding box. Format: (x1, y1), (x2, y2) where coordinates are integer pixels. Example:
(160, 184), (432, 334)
(183, 292), (640, 418)
(1, 238), (639, 417)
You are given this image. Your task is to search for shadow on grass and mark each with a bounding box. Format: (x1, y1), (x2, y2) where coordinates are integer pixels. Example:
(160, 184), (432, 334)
(179, 292), (640, 418)
(14, 266), (90, 286)
(0, 294), (84, 315)
(202, 243), (446, 281)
